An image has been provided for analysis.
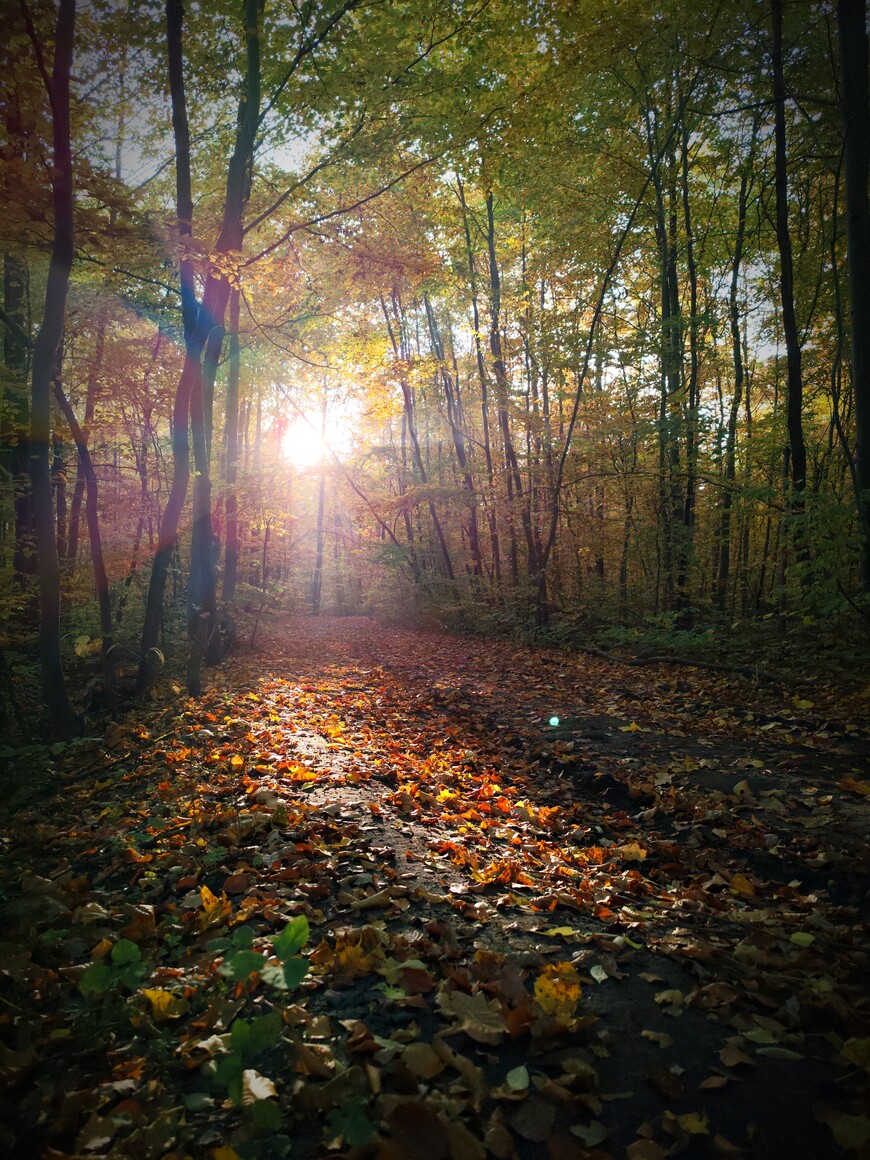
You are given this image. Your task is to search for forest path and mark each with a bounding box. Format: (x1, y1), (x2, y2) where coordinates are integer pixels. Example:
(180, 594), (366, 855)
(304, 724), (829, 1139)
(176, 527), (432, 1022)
(1, 615), (869, 1159)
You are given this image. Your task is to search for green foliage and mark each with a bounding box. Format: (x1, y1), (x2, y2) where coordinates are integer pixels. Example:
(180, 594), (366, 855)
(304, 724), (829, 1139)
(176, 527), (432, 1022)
(217, 915), (309, 988)
(213, 1013), (282, 1106)
(79, 939), (146, 996)
(326, 1097), (377, 1147)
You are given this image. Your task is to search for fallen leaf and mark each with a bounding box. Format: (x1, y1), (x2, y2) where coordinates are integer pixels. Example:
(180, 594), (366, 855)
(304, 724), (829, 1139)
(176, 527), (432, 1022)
(140, 988), (188, 1021)
(436, 988), (507, 1044)
(534, 962), (582, 1019)
(641, 1030), (673, 1049)
(506, 1065), (529, 1091)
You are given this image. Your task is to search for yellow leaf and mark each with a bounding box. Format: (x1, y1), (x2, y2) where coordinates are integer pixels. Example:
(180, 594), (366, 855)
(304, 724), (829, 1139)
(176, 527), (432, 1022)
(789, 931), (814, 948)
(615, 841), (647, 862)
(728, 874), (755, 898)
(212, 1148), (242, 1160)
(534, 962), (582, 1019)
(229, 755), (244, 769)
(839, 777), (870, 796)
(654, 989), (685, 1006)
(675, 1111), (709, 1135)
(140, 988), (188, 1021)
(197, 885), (232, 931)
(540, 927), (579, 938)
(793, 699), (814, 710)
(619, 722), (641, 732)
(285, 763), (318, 781)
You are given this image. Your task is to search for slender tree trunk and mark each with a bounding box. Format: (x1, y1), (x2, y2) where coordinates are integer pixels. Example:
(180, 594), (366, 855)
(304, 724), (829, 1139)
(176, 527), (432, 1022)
(486, 192), (538, 587)
(645, 103), (677, 609)
(424, 295), (482, 577)
(138, 0), (198, 686)
(53, 381), (114, 707)
(381, 294), (455, 582)
(678, 106), (698, 611)
(311, 397), (327, 614)
(3, 251), (36, 579)
(188, 323), (223, 665)
(838, 0), (870, 591)
(67, 302), (106, 561)
(772, 0), (807, 509)
(141, 0), (262, 689)
(52, 433), (67, 560)
(27, 0), (77, 738)
(223, 288), (241, 601)
(717, 124), (757, 608)
(458, 178), (501, 585)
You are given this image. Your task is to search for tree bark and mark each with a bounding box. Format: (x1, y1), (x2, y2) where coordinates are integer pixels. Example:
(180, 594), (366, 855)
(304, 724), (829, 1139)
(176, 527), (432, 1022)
(311, 396), (327, 614)
(381, 294), (455, 582)
(717, 119), (758, 608)
(458, 178), (501, 586)
(486, 192), (538, 586)
(223, 287), (241, 601)
(26, 0), (77, 738)
(3, 250), (36, 579)
(771, 0), (807, 507)
(837, 0), (870, 591)
(53, 380), (114, 707)
(423, 294), (483, 577)
(141, 0), (262, 689)
(67, 301), (106, 561)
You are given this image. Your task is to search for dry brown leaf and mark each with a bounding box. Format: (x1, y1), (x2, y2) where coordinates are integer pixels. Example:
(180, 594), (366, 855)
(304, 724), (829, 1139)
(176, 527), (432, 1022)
(436, 988), (507, 1044)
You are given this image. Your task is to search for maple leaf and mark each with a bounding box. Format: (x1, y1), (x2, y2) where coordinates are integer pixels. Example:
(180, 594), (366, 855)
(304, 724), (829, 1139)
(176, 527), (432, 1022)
(436, 987), (507, 1043)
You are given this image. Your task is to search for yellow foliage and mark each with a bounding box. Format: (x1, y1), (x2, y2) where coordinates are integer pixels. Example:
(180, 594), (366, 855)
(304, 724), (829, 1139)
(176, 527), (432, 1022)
(534, 962), (582, 1019)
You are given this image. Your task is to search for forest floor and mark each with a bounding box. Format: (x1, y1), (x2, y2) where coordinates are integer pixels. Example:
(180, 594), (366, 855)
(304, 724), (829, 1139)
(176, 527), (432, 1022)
(1, 615), (869, 1160)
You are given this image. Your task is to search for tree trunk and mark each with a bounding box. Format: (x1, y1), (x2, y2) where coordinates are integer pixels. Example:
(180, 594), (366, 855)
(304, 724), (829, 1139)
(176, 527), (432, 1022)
(53, 380), (114, 707)
(67, 301), (106, 561)
(223, 288), (241, 601)
(3, 251), (36, 579)
(188, 323), (223, 666)
(52, 432), (67, 560)
(717, 121), (757, 608)
(27, 0), (77, 738)
(772, 0), (807, 508)
(486, 192), (538, 586)
(837, 0), (870, 591)
(678, 105), (698, 612)
(458, 178), (501, 586)
(381, 294), (455, 582)
(140, 0), (262, 689)
(423, 294), (483, 577)
(311, 397), (327, 614)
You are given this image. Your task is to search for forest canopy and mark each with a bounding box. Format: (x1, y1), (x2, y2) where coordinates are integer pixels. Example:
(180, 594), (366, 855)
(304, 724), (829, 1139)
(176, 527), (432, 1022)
(1, 0), (869, 734)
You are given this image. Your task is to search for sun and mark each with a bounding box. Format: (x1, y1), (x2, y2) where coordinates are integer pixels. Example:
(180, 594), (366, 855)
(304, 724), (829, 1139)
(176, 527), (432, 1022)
(280, 400), (361, 468)
(281, 415), (327, 468)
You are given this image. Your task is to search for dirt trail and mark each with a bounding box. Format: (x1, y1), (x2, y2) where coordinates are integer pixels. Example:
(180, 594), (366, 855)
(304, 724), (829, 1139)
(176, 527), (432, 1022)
(1, 615), (868, 1160)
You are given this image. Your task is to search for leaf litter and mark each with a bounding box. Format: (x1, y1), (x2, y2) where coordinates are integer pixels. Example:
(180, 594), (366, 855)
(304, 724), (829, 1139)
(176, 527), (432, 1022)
(0, 614), (868, 1159)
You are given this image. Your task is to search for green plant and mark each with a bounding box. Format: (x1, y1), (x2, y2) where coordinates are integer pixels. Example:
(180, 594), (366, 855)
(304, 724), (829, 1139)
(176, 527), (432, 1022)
(79, 939), (146, 996)
(213, 1012), (283, 1106)
(217, 915), (309, 989)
